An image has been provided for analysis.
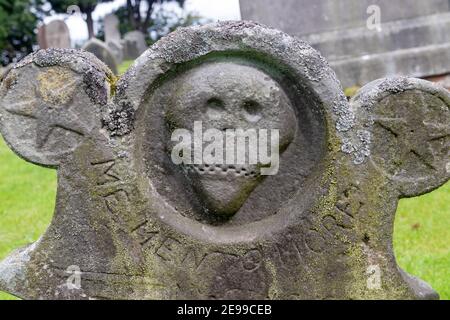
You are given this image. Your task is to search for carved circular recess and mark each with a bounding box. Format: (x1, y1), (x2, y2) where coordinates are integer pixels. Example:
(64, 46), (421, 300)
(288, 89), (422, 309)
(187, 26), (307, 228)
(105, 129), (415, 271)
(0, 65), (98, 167)
(136, 56), (328, 238)
(370, 89), (450, 195)
(123, 22), (350, 243)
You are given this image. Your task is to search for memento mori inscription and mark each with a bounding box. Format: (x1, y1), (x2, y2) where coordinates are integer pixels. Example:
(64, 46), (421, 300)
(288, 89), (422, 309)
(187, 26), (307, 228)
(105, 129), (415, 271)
(0, 22), (449, 300)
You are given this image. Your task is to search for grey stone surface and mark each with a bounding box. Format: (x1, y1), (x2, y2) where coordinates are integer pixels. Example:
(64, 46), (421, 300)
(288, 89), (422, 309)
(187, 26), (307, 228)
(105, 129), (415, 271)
(241, 0), (449, 36)
(38, 20), (71, 49)
(122, 31), (148, 60)
(240, 0), (450, 87)
(107, 40), (124, 65)
(0, 22), (448, 300)
(82, 38), (118, 75)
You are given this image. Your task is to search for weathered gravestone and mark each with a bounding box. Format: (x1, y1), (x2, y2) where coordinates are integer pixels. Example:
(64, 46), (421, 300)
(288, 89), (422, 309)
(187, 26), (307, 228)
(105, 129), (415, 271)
(122, 31), (148, 60)
(38, 20), (71, 49)
(104, 14), (124, 64)
(82, 38), (118, 75)
(0, 22), (449, 300)
(240, 0), (450, 88)
(104, 14), (121, 43)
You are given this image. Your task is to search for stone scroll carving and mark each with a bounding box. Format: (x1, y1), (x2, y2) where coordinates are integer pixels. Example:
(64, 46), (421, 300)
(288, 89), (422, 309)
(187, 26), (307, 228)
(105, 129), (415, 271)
(0, 22), (448, 300)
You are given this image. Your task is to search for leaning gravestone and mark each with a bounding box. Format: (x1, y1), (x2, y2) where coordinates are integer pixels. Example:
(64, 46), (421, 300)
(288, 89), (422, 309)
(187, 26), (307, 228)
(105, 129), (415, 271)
(122, 30), (148, 60)
(0, 22), (449, 300)
(38, 20), (71, 49)
(82, 38), (118, 75)
(104, 14), (123, 64)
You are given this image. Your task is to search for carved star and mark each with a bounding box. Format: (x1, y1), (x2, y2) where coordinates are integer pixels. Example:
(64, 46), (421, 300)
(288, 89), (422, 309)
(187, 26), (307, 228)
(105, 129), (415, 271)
(373, 105), (449, 171)
(5, 82), (86, 149)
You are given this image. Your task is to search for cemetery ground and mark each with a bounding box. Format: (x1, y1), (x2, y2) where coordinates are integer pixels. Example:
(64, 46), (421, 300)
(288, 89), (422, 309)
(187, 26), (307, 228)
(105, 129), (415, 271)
(0, 60), (448, 300)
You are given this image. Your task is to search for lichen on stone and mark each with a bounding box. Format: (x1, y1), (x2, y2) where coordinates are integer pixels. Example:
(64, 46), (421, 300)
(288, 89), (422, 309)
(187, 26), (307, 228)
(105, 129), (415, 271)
(14, 48), (113, 106)
(102, 100), (135, 136)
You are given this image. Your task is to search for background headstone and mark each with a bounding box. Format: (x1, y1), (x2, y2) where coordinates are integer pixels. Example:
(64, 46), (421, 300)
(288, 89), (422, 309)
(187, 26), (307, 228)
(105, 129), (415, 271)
(104, 14), (121, 43)
(0, 23), (448, 300)
(426, 74), (450, 91)
(82, 38), (118, 75)
(104, 14), (124, 63)
(122, 31), (148, 60)
(240, 0), (450, 88)
(107, 40), (124, 65)
(38, 20), (71, 49)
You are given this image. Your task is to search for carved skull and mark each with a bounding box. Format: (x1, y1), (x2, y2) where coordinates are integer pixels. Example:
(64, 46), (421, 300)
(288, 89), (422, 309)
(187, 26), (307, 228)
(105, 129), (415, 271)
(166, 62), (297, 218)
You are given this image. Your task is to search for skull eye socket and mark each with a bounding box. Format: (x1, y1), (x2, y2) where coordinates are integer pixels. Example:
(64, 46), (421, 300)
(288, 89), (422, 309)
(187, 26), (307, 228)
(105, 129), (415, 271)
(206, 98), (225, 120)
(243, 100), (262, 123)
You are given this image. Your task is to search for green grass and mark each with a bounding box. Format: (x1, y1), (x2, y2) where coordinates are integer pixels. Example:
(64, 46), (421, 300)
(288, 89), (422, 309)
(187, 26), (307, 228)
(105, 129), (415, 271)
(118, 60), (134, 75)
(0, 137), (56, 300)
(0, 60), (448, 300)
(394, 183), (450, 299)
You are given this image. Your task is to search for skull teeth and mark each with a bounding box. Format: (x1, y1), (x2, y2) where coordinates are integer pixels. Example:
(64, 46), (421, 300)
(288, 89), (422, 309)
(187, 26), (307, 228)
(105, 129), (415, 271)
(182, 164), (259, 177)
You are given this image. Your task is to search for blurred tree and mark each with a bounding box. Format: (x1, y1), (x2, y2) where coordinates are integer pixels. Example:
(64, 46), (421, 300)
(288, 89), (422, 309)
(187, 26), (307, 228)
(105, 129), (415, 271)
(148, 9), (203, 42)
(47, 0), (113, 39)
(0, 0), (47, 65)
(113, 0), (204, 45)
(125, 0), (185, 33)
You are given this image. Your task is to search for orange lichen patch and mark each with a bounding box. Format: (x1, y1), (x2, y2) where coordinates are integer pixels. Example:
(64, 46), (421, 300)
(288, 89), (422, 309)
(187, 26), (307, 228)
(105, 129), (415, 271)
(37, 67), (77, 106)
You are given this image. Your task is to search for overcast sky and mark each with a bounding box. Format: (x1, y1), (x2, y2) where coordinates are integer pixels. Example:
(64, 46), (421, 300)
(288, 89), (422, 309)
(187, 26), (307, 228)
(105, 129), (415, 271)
(44, 0), (242, 45)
